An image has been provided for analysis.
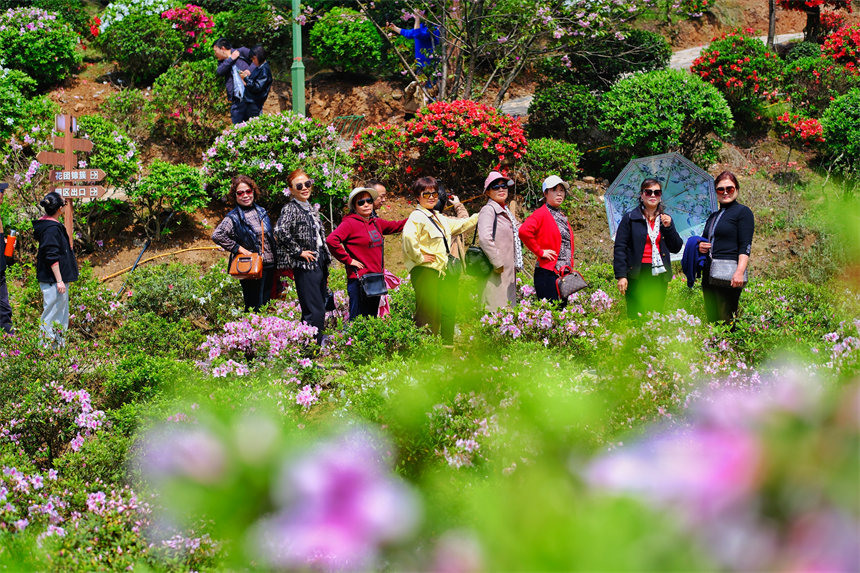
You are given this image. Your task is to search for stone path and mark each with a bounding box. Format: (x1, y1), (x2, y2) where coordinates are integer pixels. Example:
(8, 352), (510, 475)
(499, 32), (805, 117)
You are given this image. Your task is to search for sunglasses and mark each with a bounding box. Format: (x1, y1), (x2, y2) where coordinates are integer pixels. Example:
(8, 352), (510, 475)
(354, 197), (374, 207)
(235, 189), (254, 196)
(715, 185), (736, 194)
(489, 180), (513, 190)
(293, 180), (314, 190)
(420, 191), (439, 199)
(642, 189), (662, 197)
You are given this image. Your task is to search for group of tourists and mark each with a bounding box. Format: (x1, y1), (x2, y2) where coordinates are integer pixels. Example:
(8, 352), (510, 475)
(212, 168), (754, 346)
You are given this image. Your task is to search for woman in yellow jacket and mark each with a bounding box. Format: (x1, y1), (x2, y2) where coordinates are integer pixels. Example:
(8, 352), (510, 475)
(402, 176), (478, 343)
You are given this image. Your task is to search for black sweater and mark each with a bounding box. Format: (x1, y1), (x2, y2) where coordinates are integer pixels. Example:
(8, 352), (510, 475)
(243, 61), (272, 107)
(704, 201), (754, 262)
(613, 208), (683, 281)
(33, 218), (79, 284)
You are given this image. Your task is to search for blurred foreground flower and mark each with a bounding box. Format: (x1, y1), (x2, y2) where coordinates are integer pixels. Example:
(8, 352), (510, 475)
(252, 428), (421, 571)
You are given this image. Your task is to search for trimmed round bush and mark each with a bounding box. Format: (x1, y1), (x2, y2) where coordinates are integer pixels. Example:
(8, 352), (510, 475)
(309, 7), (384, 74)
(691, 28), (782, 120)
(0, 7), (81, 88)
(541, 29), (671, 92)
(598, 69), (734, 166)
(821, 88), (860, 171)
(784, 41), (821, 63)
(75, 115), (140, 187)
(783, 56), (860, 116)
(351, 122), (409, 188)
(128, 159), (206, 237)
(96, 8), (184, 85)
(149, 60), (229, 148)
(202, 112), (353, 204)
(527, 84), (599, 143)
(822, 23), (860, 72)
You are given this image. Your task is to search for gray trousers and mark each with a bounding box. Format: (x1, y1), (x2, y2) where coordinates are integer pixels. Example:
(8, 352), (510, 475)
(40, 282), (69, 347)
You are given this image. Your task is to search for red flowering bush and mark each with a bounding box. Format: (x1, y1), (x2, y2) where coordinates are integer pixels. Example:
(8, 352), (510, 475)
(775, 0), (851, 9)
(680, 0), (711, 17)
(162, 4), (215, 55)
(820, 10), (847, 34)
(782, 56), (860, 115)
(351, 100), (528, 194)
(690, 28), (782, 120)
(822, 23), (860, 73)
(775, 112), (825, 148)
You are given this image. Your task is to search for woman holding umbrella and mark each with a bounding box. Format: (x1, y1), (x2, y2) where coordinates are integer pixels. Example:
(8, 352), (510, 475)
(613, 178), (683, 320)
(698, 171), (754, 324)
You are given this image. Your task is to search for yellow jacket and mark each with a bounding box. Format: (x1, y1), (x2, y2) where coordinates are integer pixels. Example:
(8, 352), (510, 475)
(402, 206), (478, 275)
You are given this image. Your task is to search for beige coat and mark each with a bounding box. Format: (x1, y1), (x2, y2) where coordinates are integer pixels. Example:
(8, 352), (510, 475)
(477, 199), (518, 310)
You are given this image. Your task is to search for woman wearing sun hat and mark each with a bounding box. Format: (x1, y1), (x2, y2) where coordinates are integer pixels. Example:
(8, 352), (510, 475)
(327, 187), (407, 320)
(477, 171), (523, 310)
(518, 175), (575, 302)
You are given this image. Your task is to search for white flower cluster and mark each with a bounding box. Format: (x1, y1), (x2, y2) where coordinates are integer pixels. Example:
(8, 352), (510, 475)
(99, 0), (174, 33)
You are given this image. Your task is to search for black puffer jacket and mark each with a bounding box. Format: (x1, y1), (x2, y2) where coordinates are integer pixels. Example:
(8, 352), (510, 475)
(33, 218), (79, 284)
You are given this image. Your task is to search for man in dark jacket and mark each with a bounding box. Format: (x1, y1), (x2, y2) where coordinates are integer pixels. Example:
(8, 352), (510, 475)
(0, 183), (12, 334)
(239, 45), (272, 121)
(214, 38), (255, 124)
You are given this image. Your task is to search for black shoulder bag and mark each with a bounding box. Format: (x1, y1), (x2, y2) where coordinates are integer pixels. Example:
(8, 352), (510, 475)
(423, 211), (461, 276)
(344, 220), (388, 298)
(465, 212), (498, 277)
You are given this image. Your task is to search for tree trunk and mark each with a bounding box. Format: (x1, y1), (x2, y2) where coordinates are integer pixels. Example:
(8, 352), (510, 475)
(804, 3), (821, 43)
(767, 0), (777, 49)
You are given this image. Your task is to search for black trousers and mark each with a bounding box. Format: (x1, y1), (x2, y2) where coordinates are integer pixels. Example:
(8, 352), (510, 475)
(702, 271), (743, 324)
(625, 271), (669, 320)
(294, 263), (329, 344)
(230, 100), (248, 124)
(0, 270), (12, 334)
(534, 267), (560, 303)
(410, 266), (458, 343)
(347, 278), (380, 321)
(239, 266), (275, 313)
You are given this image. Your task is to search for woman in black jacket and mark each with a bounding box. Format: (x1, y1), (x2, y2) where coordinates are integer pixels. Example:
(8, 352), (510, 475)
(275, 169), (331, 345)
(213, 175), (276, 311)
(698, 171), (754, 323)
(239, 45), (272, 121)
(613, 178), (683, 320)
(33, 192), (79, 347)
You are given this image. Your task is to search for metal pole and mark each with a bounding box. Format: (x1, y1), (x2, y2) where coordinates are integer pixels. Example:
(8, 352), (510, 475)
(291, 0), (305, 115)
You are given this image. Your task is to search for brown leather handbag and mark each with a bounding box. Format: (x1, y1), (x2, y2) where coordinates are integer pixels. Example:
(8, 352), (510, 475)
(228, 231), (264, 280)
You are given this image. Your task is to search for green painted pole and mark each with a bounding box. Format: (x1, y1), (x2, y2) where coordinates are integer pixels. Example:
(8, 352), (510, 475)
(291, 0), (305, 115)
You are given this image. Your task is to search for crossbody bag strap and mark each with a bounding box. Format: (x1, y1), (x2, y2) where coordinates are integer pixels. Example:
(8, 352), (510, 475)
(423, 211), (450, 255)
(469, 210), (499, 246)
(707, 209), (726, 261)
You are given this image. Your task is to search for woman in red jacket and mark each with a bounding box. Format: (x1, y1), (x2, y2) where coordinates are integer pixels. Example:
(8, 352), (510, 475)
(327, 187), (406, 320)
(518, 175), (575, 303)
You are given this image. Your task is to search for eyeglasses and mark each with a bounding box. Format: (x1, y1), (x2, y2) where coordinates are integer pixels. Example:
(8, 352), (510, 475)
(489, 180), (513, 191)
(642, 189), (662, 197)
(235, 189), (254, 196)
(715, 185), (736, 194)
(354, 197), (374, 207)
(420, 191), (439, 199)
(293, 180), (314, 190)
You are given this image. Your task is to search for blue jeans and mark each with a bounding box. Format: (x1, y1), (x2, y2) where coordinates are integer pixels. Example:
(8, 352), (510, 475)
(347, 278), (381, 321)
(40, 282), (69, 347)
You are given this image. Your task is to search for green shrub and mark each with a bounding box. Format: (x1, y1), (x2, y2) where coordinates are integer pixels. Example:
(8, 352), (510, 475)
(96, 12), (184, 85)
(0, 7), (81, 88)
(821, 88), (860, 177)
(782, 56), (860, 116)
(96, 354), (183, 409)
(540, 29), (671, 92)
(75, 115), (140, 187)
(690, 28), (782, 120)
(212, 3), (291, 65)
(309, 7), (385, 74)
(193, 0), (245, 12)
(343, 314), (434, 365)
(33, 0), (90, 35)
(784, 41), (821, 62)
(598, 69), (734, 167)
(127, 159), (206, 237)
(101, 88), (154, 142)
(75, 198), (134, 249)
(527, 84), (599, 143)
(149, 60), (229, 148)
(53, 431), (131, 485)
(521, 138), (581, 203)
(107, 311), (204, 360)
(0, 67), (57, 152)
(203, 112), (353, 206)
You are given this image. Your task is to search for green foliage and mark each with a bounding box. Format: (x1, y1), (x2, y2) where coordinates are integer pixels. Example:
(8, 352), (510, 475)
(75, 115), (140, 187)
(212, 3), (291, 66)
(540, 29), (671, 92)
(106, 311), (204, 360)
(203, 112), (353, 206)
(821, 88), (860, 176)
(527, 84), (599, 143)
(193, 0), (245, 12)
(598, 69), (734, 168)
(96, 12), (185, 85)
(0, 7), (81, 88)
(53, 431), (131, 485)
(97, 354), (184, 409)
(149, 60), (229, 148)
(309, 7), (385, 74)
(124, 262), (242, 325)
(33, 0), (90, 35)
(521, 138), (581, 201)
(76, 199), (134, 250)
(342, 314), (434, 365)
(782, 56), (860, 116)
(101, 88), (154, 142)
(127, 159), (206, 238)
(690, 28), (782, 120)
(784, 41), (821, 62)
(0, 67), (57, 152)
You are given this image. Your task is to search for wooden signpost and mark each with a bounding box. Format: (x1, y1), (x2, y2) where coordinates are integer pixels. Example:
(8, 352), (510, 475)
(36, 115), (105, 244)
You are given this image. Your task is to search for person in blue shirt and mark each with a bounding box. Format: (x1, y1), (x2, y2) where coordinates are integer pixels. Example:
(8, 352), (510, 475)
(386, 14), (439, 70)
